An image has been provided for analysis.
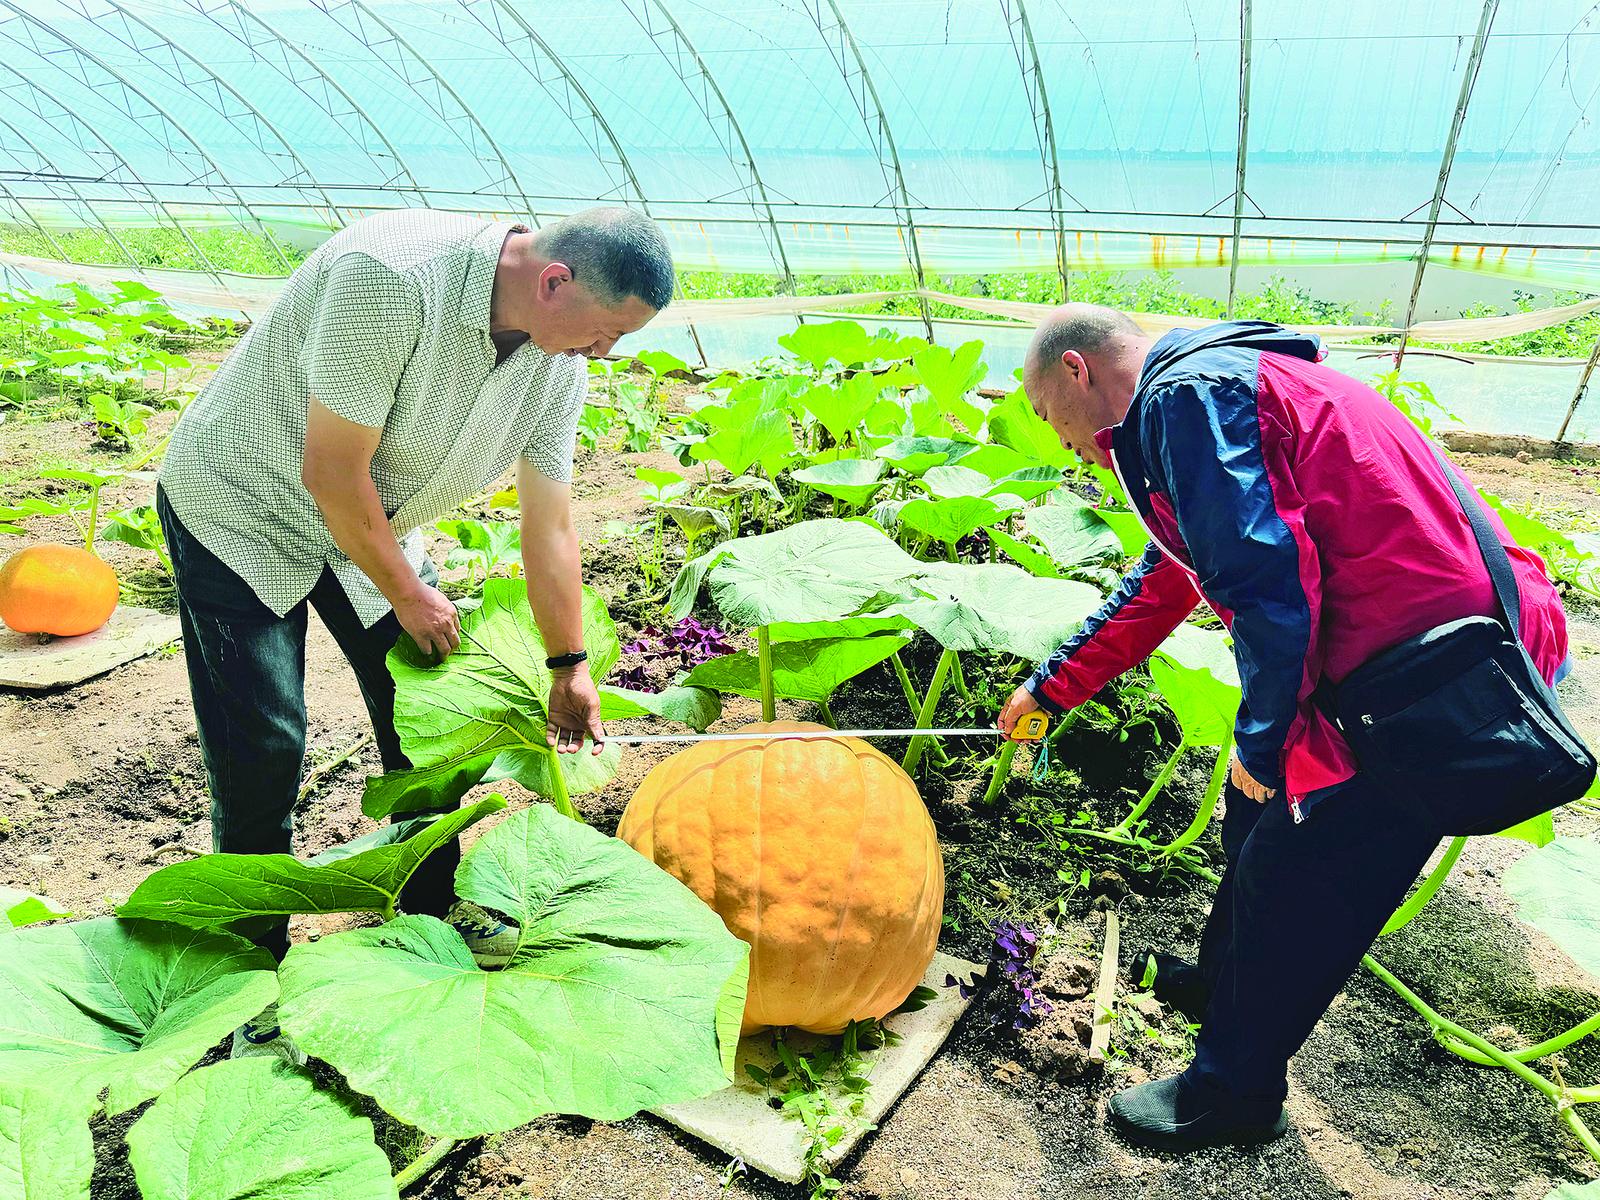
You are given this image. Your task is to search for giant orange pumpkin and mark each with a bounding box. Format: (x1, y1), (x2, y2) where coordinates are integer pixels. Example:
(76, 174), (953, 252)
(618, 721), (944, 1034)
(0, 544), (119, 636)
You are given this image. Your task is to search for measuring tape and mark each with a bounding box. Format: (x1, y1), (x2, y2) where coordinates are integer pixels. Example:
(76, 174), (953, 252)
(604, 710), (1051, 746)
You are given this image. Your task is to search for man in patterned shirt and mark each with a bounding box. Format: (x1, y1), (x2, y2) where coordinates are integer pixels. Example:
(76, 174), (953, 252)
(156, 207), (670, 1058)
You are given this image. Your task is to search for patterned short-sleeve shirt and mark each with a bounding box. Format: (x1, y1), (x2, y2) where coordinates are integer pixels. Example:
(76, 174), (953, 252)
(160, 209), (586, 627)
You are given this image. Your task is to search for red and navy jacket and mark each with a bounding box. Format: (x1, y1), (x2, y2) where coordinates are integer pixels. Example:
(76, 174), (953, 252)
(1024, 322), (1570, 815)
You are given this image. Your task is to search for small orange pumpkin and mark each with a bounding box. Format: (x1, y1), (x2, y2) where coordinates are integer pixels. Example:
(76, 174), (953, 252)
(0, 544), (119, 636)
(618, 721), (944, 1034)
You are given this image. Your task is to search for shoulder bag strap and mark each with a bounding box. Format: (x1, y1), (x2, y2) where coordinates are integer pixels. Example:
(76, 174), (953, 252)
(1426, 441), (1522, 643)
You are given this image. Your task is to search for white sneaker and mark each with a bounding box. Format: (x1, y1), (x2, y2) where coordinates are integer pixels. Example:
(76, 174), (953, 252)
(230, 1002), (308, 1067)
(448, 899), (521, 969)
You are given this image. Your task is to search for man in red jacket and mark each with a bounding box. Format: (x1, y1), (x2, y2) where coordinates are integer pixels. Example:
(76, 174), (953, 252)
(1000, 304), (1570, 1151)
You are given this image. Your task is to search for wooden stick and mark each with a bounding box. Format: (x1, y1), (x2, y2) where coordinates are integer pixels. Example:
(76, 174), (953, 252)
(1088, 910), (1121, 1065)
(296, 732), (374, 804)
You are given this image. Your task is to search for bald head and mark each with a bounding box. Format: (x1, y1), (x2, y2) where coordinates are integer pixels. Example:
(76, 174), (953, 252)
(1022, 303), (1152, 469)
(1025, 303), (1143, 375)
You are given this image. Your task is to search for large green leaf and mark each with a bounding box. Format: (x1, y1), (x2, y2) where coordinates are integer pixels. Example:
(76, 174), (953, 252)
(126, 1059), (397, 1200)
(278, 806), (748, 1138)
(987, 388), (1072, 468)
(691, 378), (798, 477)
(767, 615), (917, 642)
(796, 373), (884, 442)
(791, 457), (885, 507)
(597, 684), (721, 731)
(920, 465), (992, 499)
(955, 443), (1034, 481)
(778, 322), (923, 373)
(910, 341), (987, 430)
(990, 465), (1064, 502)
(1098, 510), (1151, 556)
(1494, 811), (1556, 848)
(898, 494), (1021, 545)
(0, 890), (68, 932)
(874, 436), (975, 476)
(1024, 495), (1122, 569)
(118, 798), (506, 928)
(669, 519), (923, 626)
(1148, 657), (1238, 748)
(1503, 837), (1600, 979)
(987, 527), (1063, 579)
(913, 463), (1058, 507)
(0, 919), (277, 1117)
(685, 636), (905, 703)
(0, 1082), (96, 1200)
(881, 562), (1103, 660)
(633, 348), (691, 380)
(365, 580), (634, 818)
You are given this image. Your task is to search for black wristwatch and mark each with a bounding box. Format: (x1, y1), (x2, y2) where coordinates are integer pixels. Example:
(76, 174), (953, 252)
(546, 650), (588, 670)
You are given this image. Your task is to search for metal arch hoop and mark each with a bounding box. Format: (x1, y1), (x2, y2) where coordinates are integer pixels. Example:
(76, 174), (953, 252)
(625, 0), (795, 289)
(191, 0), (429, 205)
(307, 0), (538, 222)
(77, 0), (347, 229)
(1394, 0), (1499, 369)
(803, 0), (933, 340)
(0, 57), (222, 282)
(0, 109), (117, 266)
(1000, 0), (1074, 301)
(458, 0), (648, 213)
(1227, 0), (1253, 318)
(0, 1), (292, 271)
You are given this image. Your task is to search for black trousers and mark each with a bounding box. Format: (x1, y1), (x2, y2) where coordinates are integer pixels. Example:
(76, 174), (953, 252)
(157, 487), (457, 959)
(1185, 776), (1444, 1102)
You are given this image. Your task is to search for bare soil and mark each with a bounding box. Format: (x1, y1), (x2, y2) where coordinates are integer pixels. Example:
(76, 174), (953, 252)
(2, 384), (1598, 1200)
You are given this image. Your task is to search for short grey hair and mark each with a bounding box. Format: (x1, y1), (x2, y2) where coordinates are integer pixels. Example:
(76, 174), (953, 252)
(533, 206), (675, 311)
(1028, 303), (1142, 373)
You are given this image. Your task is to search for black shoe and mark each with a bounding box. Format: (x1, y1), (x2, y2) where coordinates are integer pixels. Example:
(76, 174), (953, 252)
(1108, 1072), (1287, 1152)
(1126, 948), (1212, 1024)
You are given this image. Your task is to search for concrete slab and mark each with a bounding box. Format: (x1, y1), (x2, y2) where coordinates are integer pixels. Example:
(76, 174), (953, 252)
(653, 950), (982, 1184)
(0, 606), (180, 690)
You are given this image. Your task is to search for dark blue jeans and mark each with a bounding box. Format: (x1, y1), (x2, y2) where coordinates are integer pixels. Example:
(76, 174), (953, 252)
(1185, 776), (1444, 1103)
(157, 487), (457, 958)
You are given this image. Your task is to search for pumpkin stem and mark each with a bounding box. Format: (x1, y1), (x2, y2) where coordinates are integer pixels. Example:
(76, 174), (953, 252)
(1111, 735), (1189, 833)
(901, 647), (955, 775)
(979, 740), (1017, 807)
(889, 651), (919, 718)
(757, 625), (775, 721)
(1156, 734), (1233, 857)
(543, 746), (582, 821)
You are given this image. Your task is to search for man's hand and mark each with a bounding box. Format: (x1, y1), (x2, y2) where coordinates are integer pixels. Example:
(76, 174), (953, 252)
(394, 584), (461, 659)
(1229, 754), (1278, 804)
(998, 685), (1045, 741)
(547, 666), (605, 755)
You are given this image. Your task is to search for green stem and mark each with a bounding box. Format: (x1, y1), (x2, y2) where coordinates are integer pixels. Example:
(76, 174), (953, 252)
(1164, 851), (1600, 1162)
(125, 429), (172, 472)
(1158, 735), (1233, 857)
(1444, 1008), (1600, 1067)
(818, 699), (837, 728)
(943, 540), (957, 563)
(544, 746), (580, 821)
(393, 1137), (459, 1192)
(1361, 954), (1600, 1163)
(890, 651), (919, 719)
(980, 741), (1018, 806)
(1112, 737), (1188, 833)
(757, 625), (775, 721)
(901, 648), (956, 775)
(948, 651), (970, 702)
(1380, 837), (1467, 937)
(84, 482), (101, 554)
